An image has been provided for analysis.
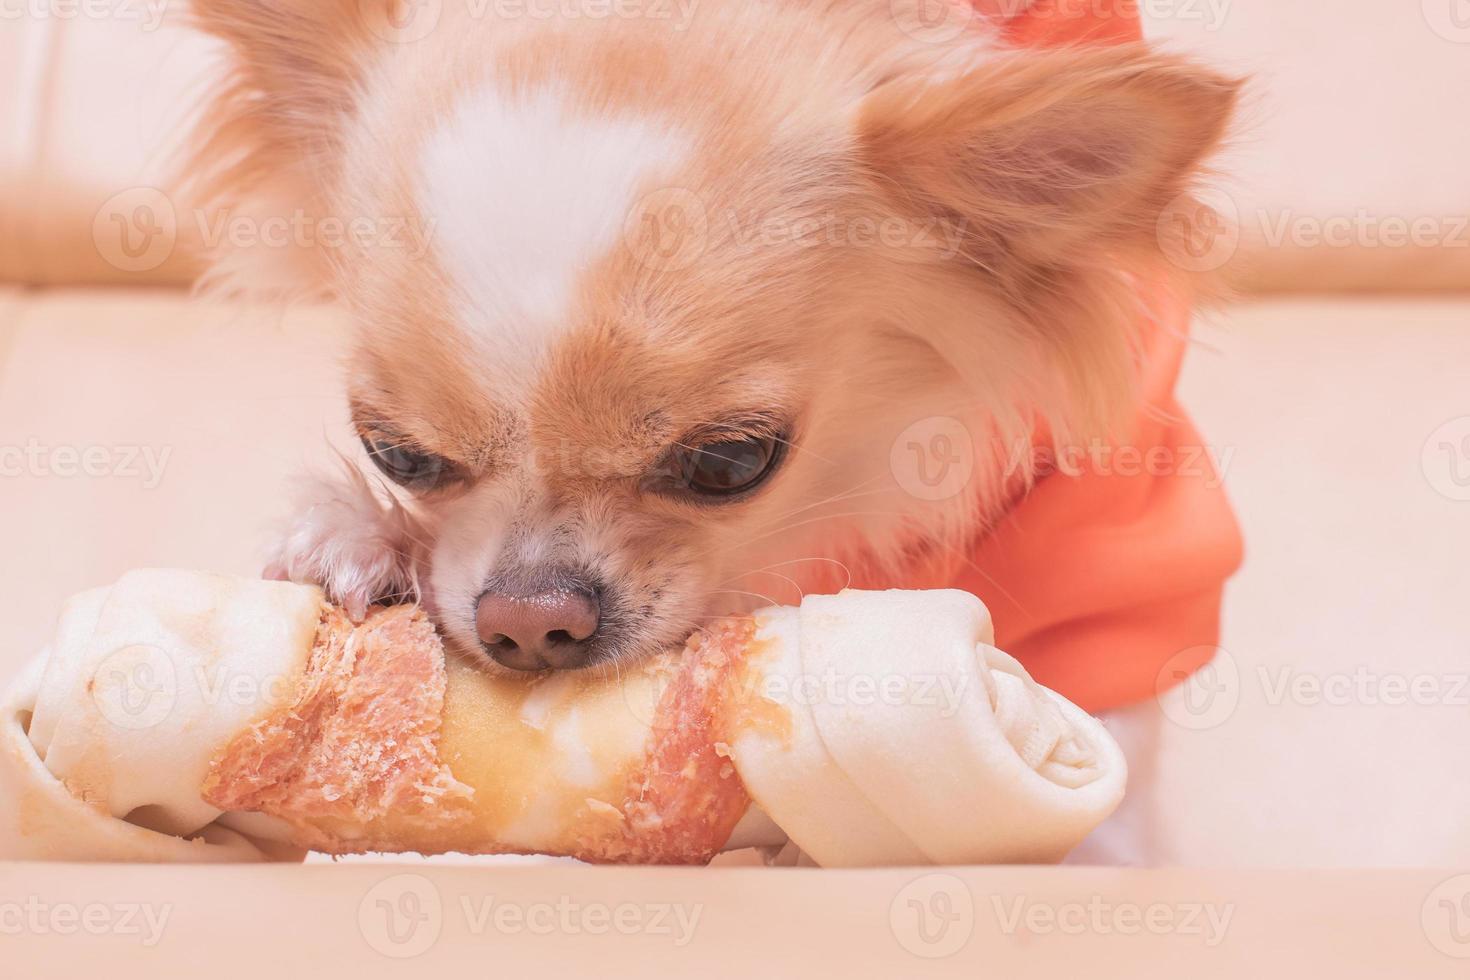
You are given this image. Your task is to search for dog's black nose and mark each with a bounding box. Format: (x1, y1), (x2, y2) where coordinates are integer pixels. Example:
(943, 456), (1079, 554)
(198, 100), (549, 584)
(475, 578), (600, 670)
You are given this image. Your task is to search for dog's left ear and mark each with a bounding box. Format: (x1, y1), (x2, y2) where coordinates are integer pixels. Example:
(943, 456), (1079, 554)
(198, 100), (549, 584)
(857, 44), (1240, 276)
(184, 0), (406, 297)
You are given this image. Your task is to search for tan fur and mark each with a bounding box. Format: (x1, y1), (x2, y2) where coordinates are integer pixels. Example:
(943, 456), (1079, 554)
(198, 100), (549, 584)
(188, 0), (1238, 669)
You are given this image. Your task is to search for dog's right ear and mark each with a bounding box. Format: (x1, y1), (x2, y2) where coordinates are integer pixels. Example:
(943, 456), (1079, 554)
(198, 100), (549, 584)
(857, 44), (1239, 278)
(185, 0), (401, 296)
(854, 45), (1239, 442)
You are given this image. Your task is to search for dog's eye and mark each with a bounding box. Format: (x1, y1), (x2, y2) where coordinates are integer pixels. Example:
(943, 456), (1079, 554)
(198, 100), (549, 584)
(361, 433), (450, 490)
(672, 435), (785, 498)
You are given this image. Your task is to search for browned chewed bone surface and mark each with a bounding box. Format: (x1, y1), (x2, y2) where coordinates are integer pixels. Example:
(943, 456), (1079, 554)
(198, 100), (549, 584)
(202, 605), (474, 852)
(202, 605), (762, 863)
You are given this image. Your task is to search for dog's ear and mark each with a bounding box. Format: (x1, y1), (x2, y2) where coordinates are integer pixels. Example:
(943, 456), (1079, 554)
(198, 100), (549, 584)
(185, 0), (404, 296)
(856, 46), (1239, 441)
(858, 44), (1239, 276)
(191, 0), (388, 116)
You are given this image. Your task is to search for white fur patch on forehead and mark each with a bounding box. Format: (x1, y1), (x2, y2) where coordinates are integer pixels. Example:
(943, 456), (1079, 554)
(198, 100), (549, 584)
(419, 82), (689, 397)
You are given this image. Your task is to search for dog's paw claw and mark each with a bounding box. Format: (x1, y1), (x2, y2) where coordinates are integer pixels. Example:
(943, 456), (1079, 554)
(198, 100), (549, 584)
(266, 496), (416, 617)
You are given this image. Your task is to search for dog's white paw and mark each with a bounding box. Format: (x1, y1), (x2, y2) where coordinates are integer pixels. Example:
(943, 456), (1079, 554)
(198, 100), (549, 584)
(265, 470), (419, 620)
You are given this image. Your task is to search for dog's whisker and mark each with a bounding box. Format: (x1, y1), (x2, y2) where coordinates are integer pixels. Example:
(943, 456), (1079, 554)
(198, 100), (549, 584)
(736, 556), (856, 593)
(930, 539), (1032, 619)
(386, 520), (435, 554)
(752, 483), (895, 529)
(748, 474), (889, 525)
(696, 588), (786, 610)
(719, 510), (909, 554)
(721, 567), (805, 603)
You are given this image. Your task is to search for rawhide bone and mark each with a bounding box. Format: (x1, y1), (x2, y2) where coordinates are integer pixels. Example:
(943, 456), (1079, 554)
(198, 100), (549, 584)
(1, 570), (1125, 866)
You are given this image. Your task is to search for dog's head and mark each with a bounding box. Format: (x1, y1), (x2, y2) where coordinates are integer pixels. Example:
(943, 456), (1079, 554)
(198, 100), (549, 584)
(191, 0), (1237, 670)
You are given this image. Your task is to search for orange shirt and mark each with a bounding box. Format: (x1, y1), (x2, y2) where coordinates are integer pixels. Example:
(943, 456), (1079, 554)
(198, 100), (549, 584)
(951, 0), (1243, 713)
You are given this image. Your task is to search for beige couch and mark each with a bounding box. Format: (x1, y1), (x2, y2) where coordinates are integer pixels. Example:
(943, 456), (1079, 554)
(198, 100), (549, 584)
(3, 0), (1469, 876)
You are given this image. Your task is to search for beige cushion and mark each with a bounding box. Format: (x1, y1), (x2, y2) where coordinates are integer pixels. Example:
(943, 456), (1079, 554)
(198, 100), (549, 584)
(0, 17), (218, 285)
(1157, 297), (1470, 865)
(1144, 5), (1470, 292)
(0, 291), (349, 661)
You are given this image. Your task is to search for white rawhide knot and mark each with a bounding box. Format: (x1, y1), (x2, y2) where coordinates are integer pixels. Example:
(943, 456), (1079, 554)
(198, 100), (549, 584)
(728, 589), (1127, 867)
(0, 570), (318, 862)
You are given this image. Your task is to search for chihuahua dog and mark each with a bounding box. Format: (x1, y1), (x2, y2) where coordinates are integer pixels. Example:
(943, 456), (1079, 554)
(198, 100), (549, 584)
(189, 0), (1236, 674)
